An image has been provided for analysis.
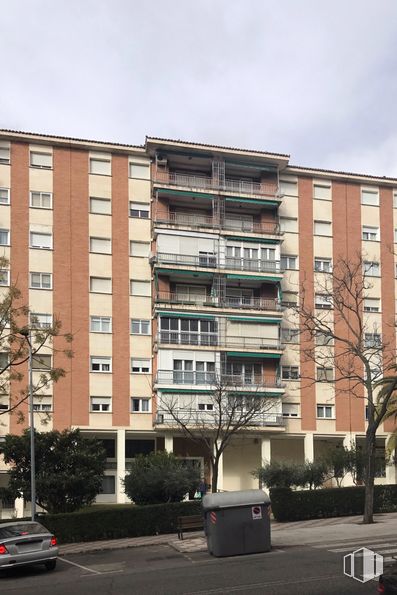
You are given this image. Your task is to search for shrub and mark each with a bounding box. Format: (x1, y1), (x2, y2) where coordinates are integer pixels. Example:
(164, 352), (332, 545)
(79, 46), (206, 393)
(254, 460), (327, 490)
(123, 451), (201, 505)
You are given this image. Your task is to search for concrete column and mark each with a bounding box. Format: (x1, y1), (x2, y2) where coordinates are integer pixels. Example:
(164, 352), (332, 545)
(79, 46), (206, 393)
(304, 433), (314, 462)
(386, 449), (397, 484)
(261, 436), (271, 465)
(14, 497), (24, 518)
(164, 434), (173, 453)
(116, 429), (126, 504)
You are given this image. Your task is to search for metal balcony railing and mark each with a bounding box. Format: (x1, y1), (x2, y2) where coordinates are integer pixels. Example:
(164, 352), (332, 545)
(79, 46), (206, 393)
(156, 253), (282, 273)
(154, 212), (281, 235)
(155, 292), (280, 311)
(155, 370), (283, 388)
(153, 170), (279, 198)
(157, 332), (282, 350)
(155, 410), (285, 427)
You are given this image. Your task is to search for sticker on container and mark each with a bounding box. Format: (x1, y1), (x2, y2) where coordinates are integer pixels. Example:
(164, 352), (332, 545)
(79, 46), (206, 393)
(251, 505), (262, 520)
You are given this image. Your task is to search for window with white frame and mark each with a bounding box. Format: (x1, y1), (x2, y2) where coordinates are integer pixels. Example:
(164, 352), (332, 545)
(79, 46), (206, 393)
(0, 352), (9, 370)
(30, 231), (52, 249)
(90, 396), (112, 412)
(279, 217), (298, 233)
(0, 188), (10, 205)
(30, 191), (52, 209)
(131, 358), (151, 373)
(198, 403), (214, 411)
(90, 276), (112, 293)
(0, 270), (9, 286)
(30, 313), (52, 328)
(130, 241), (150, 257)
(363, 261), (380, 276)
(30, 151), (52, 169)
(90, 197), (111, 214)
(0, 395), (9, 411)
(317, 404), (334, 418)
(280, 255), (297, 270)
(314, 258), (332, 273)
(281, 327), (299, 343)
(316, 367), (334, 382)
(129, 162), (150, 180)
(30, 272), (52, 289)
(394, 229), (397, 244)
(279, 179), (298, 196)
(364, 298), (380, 312)
(361, 188), (379, 206)
(282, 403), (299, 418)
(315, 293), (333, 309)
(0, 229), (9, 245)
(89, 157), (111, 176)
(131, 397), (150, 412)
(129, 202), (149, 218)
(0, 143), (10, 164)
(90, 356), (112, 373)
(281, 365), (299, 380)
(89, 237), (111, 254)
(32, 396), (53, 412)
(282, 292), (298, 307)
(90, 316), (112, 333)
(315, 332), (334, 346)
(130, 280), (151, 296)
(130, 319), (150, 335)
(313, 183), (331, 200)
(32, 354), (52, 370)
(362, 226), (379, 241)
(314, 221), (332, 236)
(364, 333), (381, 348)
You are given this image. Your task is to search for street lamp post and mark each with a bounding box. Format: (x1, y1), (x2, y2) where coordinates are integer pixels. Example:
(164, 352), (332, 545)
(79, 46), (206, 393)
(20, 327), (35, 521)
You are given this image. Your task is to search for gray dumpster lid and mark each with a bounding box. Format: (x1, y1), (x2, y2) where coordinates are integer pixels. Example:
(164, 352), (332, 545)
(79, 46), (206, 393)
(202, 489), (270, 511)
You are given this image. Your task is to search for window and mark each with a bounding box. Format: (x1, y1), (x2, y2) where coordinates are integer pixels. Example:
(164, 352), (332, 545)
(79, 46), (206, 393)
(394, 192), (397, 209)
(282, 403), (299, 418)
(130, 280), (151, 296)
(30, 272), (52, 289)
(90, 316), (112, 333)
(315, 332), (334, 346)
(129, 162), (150, 180)
(361, 188), (379, 206)
(30, 313), (52, 328)
(90, 277), (112, 293)
(32, 354), (52, 370)
(279, 179), (298, 196)
(362, 226), (379, 241)
(90, 197), (111, 214)
(100, 439), (115, 458)
(125, 439), (155, 458)
(313, 183), (331, 200)
(130, 319), (150, 335)
(129, 202), (149, 218)
(100, 475), (115, 494)
(90, 357), (112, 373)
(198, 403), (214, 411)
(317, 405), (334, 419)
(363, 261), (380, 277)
(281, 327), (299, 343)
(281, 366), (299, 380)
(0, 229), (9, 245)
(314, 221), (332, 236)
(30, 192), (52, 209)
(364, 298), (380, 312)
(282, 292), (298, 307)
(89, 158), (111, 176)
(130, 242), (150, 257)
(315, 294), (333, 309)
(90, 396), (111, 412)
(0, 143), (10, 164)
(89, 237), (111, 254)
(279, 217), (298, 233)
(30, 152), (52, 169)
(364, 333), (381, 348)
(0, 352), (9, 370)
(160, 316), (218, 346)
(0, 270), (9, 286)
(317, 367), (334, 382)
(30, 231), (52, 249)
(131, 398), (150, 412)
(280, 255), (297, 270)
(0, 188), (10, 205)
(32, 396), (52, 412)
(314, 258), (332, 273)
(131, 358), (151, 373)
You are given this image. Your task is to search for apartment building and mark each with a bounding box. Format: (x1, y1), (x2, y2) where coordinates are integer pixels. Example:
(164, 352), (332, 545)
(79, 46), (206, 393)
(0, 129), (396, 509)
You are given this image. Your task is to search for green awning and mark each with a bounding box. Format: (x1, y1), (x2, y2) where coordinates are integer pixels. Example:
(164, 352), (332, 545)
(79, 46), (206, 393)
(157, 188), (214, 200)
(227, 316), (281, 323)
(156, 268), (213, 277)
(228, 391), (282, 397)
(157, 311), (215, 320)
(225, 197), (279, 206)
(159, 388), (214, 394)
(226, 351), (282, 359)
(224, 235), (281, 244)
(226, 274), (282, 281)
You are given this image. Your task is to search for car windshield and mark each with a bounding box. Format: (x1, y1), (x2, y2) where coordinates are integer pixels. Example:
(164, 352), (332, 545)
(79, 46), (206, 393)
(0, 522), (47, 539)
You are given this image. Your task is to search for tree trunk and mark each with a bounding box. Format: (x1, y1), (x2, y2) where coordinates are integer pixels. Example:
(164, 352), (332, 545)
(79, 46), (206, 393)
(211, 459), (219, 493)
(363, 432), (376, 524)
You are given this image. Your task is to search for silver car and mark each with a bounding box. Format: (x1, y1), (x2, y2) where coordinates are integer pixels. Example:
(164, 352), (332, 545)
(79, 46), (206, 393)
(0, 521), (58, 571)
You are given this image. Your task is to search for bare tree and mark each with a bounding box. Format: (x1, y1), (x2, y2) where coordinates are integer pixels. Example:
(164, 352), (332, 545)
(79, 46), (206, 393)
(293, 255), (395, 523)
(158, 374), (282, 493)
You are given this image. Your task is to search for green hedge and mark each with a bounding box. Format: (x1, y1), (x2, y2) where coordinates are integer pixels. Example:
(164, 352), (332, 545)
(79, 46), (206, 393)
(38, 501), (202, 543)
(270, 484), (397, 522)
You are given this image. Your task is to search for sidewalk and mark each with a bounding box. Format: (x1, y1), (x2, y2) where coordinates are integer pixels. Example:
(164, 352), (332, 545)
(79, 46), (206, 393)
(59, 511), (397, 556)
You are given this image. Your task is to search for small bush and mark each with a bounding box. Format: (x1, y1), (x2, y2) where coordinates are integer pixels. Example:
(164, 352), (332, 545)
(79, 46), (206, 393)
(254, 460), (327, 490)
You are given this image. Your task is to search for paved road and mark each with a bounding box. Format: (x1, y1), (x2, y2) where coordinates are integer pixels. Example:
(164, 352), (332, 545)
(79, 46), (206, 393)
(1, 531), (392, 595)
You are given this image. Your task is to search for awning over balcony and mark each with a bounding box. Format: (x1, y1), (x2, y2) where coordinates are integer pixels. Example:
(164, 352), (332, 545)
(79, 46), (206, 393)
(227, 316), (281, 323)
(159, 388), (214, 394)
(225, 197), (279, 206)
(228, 391), (282, 397)
(156, 268), (213, 277)
(157, 188), (214, 200)
(226, 351), (281, 359)
(224, 236), (281, 244)
(157, 311), (216, 320)
(226, 274), (282, 281)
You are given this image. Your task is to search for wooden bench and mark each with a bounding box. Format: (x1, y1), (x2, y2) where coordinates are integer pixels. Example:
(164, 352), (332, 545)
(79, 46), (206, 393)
(177, 514), (204, 540)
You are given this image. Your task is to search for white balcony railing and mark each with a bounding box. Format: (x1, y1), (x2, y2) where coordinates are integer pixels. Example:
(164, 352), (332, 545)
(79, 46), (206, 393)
(155, 253), (282, 273)
(155, 409), (285, 427)
(155, 292), (281, 311)
(157, 332), (282, 350)
(154, 212), (281, 235)
(156, 370), (283, 388)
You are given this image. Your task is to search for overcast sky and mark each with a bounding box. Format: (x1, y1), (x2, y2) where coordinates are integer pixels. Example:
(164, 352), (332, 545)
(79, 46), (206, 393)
(2, 0), (397, 175)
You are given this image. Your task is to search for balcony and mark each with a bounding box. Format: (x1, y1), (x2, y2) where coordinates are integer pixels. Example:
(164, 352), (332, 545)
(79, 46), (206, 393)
(154, 212), (281, 236)
(156, 332), (283, 351)
(155, 253), (282, 273)
(155, 409), (285, 427)
(156, 370), (284, 389)
(153, 170), (279, 199)
(155, 292), (281, 311)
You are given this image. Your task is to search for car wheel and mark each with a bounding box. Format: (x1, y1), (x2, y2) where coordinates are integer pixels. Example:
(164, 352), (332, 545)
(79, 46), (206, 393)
(45, 559), (57, 571)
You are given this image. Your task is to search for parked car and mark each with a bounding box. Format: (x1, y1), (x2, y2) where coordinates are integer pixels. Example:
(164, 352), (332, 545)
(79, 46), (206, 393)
(0, 521), (58, 572)
(378, 562), (397, 593)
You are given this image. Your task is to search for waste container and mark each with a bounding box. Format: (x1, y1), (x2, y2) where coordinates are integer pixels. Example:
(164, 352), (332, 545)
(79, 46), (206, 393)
(202, 489), (271, 557)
